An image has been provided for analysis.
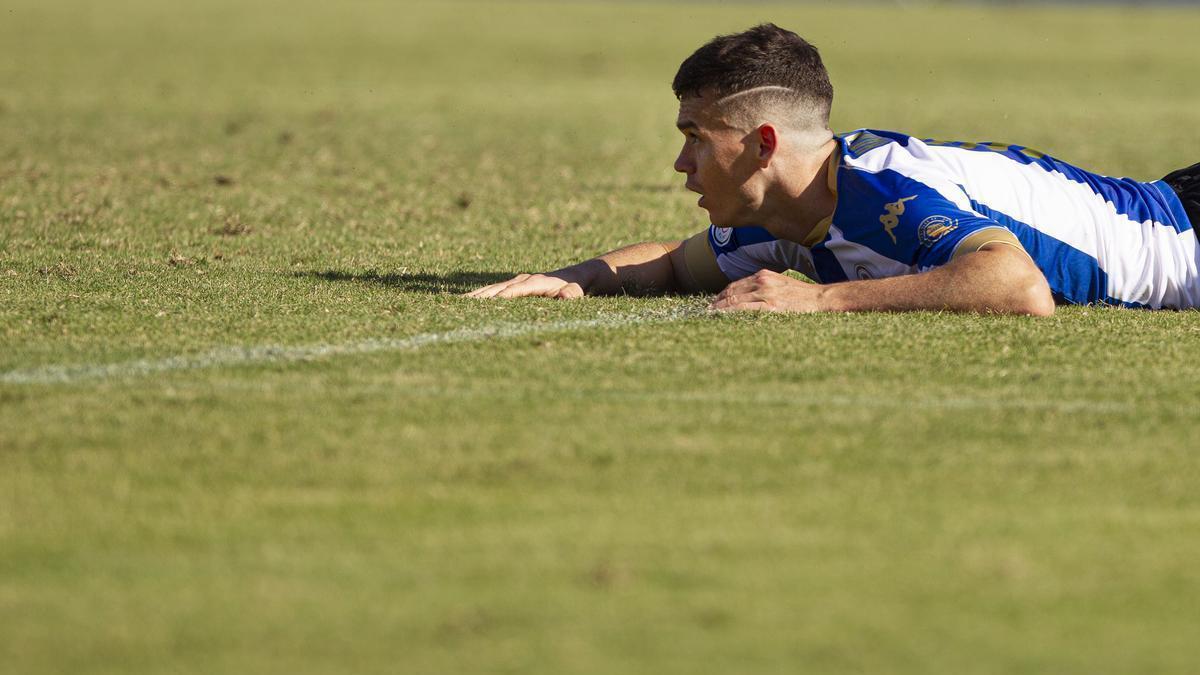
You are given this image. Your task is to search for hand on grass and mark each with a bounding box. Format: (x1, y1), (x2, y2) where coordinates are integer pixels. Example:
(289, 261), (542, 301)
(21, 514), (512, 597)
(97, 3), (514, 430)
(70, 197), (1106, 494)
(465, 272), (587, 300)
(709, 269), (827, 313)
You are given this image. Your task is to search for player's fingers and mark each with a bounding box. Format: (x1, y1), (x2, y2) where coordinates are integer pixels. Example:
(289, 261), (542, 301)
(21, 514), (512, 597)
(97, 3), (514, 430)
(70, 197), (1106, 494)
(752, 270), (785, 287)
(465, 276), (519, 298)
(554, 283), (584, 300)
(467, 284), (511, 299)
(467, 274), (532, 299)
(708, 293), (758, 309)
(713, 291), (780, 310)
(465, 283), (502, 298)
(496, 276), (564, 298)
(711, 299), (772, 312)
(741, 301), (775, 312)
(715, 278), (759, 300)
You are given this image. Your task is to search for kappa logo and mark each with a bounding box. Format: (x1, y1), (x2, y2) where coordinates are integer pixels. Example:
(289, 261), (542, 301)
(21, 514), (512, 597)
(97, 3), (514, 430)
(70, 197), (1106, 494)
(917, 215), (959, 247)
(879, 195), (917, 244)
(712, 227), (733, 247)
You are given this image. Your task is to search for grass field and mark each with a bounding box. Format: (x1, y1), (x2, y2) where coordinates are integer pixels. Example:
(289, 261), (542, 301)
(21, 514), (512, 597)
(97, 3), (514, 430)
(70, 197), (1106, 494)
(4, 1), (1200, 673)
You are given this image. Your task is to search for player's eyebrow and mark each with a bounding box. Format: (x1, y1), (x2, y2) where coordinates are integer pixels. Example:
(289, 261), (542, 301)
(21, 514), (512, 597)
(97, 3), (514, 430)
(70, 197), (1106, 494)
(676, 119), (698, 132)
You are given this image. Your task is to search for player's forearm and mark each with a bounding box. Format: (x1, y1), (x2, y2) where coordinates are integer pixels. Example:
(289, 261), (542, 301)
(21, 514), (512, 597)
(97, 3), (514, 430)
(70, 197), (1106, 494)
(553, 241), (683, 296)
(819, 246), (1055, 315)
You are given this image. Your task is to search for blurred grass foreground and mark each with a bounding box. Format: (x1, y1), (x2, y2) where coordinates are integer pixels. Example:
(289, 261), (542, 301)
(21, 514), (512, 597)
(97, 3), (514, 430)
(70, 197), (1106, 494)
(3, 1), (1200, 674)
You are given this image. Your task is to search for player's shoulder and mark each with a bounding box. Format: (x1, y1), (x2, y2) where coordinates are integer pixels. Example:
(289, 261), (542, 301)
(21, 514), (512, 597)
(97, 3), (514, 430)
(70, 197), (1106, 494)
(837, 128), (944, 177)
(834, 129), (967, 207)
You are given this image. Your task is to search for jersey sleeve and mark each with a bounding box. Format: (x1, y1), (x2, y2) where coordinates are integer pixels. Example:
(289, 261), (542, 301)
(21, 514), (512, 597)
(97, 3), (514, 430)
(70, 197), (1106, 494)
(679, 229), (728, 293)
(680, 224), (788, 291)
(911, 205), (1026, 270)
(854, 171), (1029, 270)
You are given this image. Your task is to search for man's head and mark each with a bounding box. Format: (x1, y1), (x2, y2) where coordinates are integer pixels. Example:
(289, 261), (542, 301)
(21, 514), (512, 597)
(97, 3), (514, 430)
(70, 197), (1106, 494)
(671, 24), (834, 227)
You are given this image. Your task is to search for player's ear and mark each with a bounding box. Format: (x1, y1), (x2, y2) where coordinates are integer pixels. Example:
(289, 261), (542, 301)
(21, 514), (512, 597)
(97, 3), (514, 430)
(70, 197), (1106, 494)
(756, 124), (778, 167)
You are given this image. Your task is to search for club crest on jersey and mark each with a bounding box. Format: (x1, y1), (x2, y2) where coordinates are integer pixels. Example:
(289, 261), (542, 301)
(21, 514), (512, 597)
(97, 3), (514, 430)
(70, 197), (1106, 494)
(879, 195), (917, 244)
(917, 215), (958, 246)
(711, 227), (734, 248)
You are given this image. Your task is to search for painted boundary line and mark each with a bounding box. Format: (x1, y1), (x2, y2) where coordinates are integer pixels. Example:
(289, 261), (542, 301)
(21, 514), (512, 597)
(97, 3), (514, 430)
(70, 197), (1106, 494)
(1, 308), (702, 386)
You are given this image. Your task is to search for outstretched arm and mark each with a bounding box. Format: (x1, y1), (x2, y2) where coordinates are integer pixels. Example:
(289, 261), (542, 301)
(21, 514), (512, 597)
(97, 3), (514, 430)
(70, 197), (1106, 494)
(710, 243), (1055, 316)
(466, 240), (704, 299)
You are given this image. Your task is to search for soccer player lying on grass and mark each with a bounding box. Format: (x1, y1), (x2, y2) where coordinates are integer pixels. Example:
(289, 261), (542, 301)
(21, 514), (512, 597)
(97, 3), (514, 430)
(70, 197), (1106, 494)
(468, 24), (1200, 313)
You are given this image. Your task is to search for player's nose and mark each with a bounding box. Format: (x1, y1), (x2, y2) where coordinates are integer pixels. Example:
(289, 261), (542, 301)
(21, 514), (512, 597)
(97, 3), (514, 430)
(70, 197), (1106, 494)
(673, 150), (693, 174)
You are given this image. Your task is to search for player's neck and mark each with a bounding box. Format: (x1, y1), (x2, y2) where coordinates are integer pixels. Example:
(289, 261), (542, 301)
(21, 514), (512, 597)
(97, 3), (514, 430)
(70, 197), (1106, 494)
(756, 139), (837, 245)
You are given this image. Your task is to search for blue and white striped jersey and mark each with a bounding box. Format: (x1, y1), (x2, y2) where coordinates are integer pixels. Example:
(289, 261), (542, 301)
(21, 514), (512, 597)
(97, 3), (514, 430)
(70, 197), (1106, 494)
(682, 129), (1198, 309)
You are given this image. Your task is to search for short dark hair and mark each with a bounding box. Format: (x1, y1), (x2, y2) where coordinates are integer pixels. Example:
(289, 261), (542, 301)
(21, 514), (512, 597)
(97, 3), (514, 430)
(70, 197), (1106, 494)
(672, 24), (833, 120)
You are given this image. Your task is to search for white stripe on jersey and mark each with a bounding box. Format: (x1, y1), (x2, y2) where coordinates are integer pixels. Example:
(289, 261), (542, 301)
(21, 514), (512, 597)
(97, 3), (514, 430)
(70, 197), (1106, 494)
(716, 241), (781, 280)
(826, 224), (915, 280)
(715, 239), (820, 282)
(846, 139), (1200, 308)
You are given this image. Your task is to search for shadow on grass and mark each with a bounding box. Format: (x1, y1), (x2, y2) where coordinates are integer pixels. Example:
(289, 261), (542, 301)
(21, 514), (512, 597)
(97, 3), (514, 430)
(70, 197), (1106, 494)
(296, 270), (513, 294)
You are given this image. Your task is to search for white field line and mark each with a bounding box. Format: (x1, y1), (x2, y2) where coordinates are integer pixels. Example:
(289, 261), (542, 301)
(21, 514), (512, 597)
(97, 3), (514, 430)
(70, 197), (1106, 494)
(0, 309), (1136, 414)
(1, 308), (701, 386)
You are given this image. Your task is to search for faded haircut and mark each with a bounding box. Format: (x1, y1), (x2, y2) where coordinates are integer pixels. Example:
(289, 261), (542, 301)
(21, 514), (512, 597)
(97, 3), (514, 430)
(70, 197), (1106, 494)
(672, 24), (833, 136)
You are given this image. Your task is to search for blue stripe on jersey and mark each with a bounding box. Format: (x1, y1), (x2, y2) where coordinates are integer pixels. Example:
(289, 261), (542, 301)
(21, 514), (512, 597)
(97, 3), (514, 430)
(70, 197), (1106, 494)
(832, 167), (1001, 268)
(1152, 180), (1195, 231)
(708, 227), (726, 253)
(810, 241), (848, 283)
(967, 198), (1147, 308)
(830, 167), (915, 260)
(920, 138), (1192, 234)
(709, 225), (777, 255)
(733, 226), (777, 247)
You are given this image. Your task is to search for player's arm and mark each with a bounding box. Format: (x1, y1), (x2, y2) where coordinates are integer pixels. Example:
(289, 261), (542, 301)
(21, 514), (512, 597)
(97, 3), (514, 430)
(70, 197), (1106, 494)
(711, 242), (1055, 316)
(466, 233), (719, 299)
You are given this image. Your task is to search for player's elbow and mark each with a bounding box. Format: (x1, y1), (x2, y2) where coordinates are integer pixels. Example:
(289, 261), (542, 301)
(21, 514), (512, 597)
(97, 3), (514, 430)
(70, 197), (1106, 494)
(1020, 289), (1056, 317)
(1012, 270), (1055, 317)
(980, 244), (1055, 316)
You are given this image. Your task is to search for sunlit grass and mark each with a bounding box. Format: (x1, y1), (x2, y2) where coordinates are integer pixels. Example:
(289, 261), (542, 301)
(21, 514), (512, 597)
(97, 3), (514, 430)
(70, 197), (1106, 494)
(3, 1), (1200, 673)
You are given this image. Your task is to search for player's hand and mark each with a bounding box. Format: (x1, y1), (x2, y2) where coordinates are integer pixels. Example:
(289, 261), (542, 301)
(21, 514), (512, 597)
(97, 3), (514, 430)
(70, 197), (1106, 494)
(709, 270), (827, 313)
(465, 272), (586, 300)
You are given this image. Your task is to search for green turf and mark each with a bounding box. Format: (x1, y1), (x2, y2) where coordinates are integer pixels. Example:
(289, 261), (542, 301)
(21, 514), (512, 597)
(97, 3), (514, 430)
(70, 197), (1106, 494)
(4, 1), (1200, 673)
